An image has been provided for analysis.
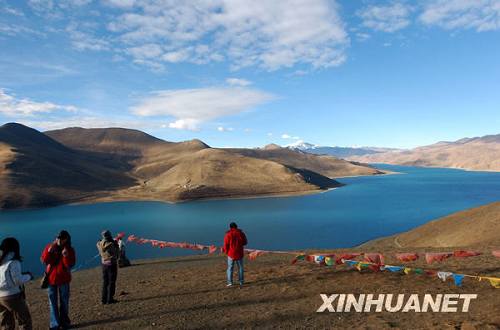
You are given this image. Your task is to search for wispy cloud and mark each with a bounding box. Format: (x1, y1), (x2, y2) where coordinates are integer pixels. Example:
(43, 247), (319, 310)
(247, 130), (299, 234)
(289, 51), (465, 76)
(358, 2), (412, 33)
(0, 88), (77, 117)
(0, 22), (45, 37)
(2, 6), (24, 16)
(226, 78), (252, 87)
(281, 134), (300, 140)
(217, 126), (234, 132)
(66, 21), (111, 52)
(420, 0), (500, 32)
(102, 0), (136, 9)
(17, 115), (158, 131)
(106, 0), (348, 71)
(131, 87), (275, 131)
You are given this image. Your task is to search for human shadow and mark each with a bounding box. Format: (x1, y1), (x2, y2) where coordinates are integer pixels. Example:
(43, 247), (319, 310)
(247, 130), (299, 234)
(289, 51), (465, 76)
(72, 293), (307, 328)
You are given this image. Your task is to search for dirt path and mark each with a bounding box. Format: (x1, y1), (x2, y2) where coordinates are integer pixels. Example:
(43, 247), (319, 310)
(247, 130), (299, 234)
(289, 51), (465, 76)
(23, 252), (500, 329)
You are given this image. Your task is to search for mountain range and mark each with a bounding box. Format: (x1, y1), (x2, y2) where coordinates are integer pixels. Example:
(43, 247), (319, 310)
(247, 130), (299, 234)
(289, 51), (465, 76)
(286, 141), (399, 158)
(347, 134), (500, 172)
(0, 123), (383, 209)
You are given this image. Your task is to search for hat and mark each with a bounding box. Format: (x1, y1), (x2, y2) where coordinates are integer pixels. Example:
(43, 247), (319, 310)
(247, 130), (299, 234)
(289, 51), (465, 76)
(57, 230), (70, 240)
(101, 230), (112, 239)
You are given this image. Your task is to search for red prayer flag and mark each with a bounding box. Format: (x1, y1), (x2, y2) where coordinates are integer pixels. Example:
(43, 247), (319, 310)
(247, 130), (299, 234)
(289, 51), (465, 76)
(336, 253), (361, 265)
(395, 253), (419, 262)
(453, 250), (481, 258)
(364, 253), (385, 265)
(425, 252), (452, 264)
(208, 245), (218, 254)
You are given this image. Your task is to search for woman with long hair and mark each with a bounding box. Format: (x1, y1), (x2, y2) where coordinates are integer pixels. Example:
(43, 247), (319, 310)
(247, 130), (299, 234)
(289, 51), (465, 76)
(0, 237), (33, 329)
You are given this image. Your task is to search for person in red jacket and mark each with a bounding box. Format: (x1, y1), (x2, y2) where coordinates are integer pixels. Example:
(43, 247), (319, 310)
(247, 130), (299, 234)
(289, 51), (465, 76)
(223, 222), (247, 287)
(41, 230), (76, 330)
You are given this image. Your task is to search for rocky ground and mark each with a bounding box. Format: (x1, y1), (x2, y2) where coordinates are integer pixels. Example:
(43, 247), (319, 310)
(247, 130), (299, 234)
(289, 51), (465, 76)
(25, 251), (500, 329)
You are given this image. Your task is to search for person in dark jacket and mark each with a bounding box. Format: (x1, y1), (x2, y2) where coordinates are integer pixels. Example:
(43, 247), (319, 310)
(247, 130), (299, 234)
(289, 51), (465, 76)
(41, 230), (76, 330)
(0, 237), (33, 330)
(96, 230), (119, 304)
(116, 234), (131, 268)
(222, 222), (248, 287)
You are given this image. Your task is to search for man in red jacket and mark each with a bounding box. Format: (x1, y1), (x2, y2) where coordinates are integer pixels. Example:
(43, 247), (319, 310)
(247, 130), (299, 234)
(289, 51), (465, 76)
(41, 230), (76, 330)
(223, 222), (247, 287)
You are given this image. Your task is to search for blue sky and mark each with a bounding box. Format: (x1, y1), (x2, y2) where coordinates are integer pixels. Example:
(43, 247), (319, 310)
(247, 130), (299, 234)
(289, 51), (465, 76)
(0, 0), (499, 149)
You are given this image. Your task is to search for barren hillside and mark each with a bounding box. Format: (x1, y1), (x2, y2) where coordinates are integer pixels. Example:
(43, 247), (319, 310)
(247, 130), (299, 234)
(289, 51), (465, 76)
(361, 202), (500, 249)
(349, 134), (500, 172)
(226, 144), (384, 178)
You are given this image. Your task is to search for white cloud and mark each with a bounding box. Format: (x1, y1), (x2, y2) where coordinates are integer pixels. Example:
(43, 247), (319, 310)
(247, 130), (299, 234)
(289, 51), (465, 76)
(126, 43), (163, 59)
(102, 0), (136, 9)
(356, 32), (371, 41)
(17, 115), (159, 131)
(226, 78), (252, 87)
(358, 2), (412, 32)
(281, 134), (300, 140)
(420, 0), (500, 32)
(106, 0), (348, 71)
(131, 87), (275, 131)
(0, 22), (45, 37)
(217, 126), (234, 132)
(66, 22), (111, 52)
(3, 6), (24, 16)
(0, 88), (77, 117)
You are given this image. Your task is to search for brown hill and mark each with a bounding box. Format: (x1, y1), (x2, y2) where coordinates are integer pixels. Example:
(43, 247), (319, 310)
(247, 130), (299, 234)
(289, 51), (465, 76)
(141, 148), (336, 201)
(46, 126), (341, 202)
(45, 127), (171, 157)
(225, 145), (384, 178)
(0, 123), (136, 209)
(349, 134), (500, 171)
(0, 123), (346, 209)
(361, 202), (500, 249)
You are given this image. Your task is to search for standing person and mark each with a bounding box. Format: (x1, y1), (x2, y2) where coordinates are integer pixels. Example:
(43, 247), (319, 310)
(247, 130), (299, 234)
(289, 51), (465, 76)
(222, 222), (248, 287)
(41, 230), (76, 330)
(0, 237), (33, 330)
(116, 234), (131, 268)
(97, 231), (119, 305)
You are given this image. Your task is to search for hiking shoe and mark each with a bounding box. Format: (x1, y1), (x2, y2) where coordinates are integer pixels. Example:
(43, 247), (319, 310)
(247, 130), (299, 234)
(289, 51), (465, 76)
(226, 283), (233, 287)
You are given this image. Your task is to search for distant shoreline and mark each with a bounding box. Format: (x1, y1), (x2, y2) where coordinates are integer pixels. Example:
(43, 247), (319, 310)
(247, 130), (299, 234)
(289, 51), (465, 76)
(72, 187), (340, 207)
(333, 169), (400, 179)
(366, 162), (500, 173)
(72, 170), (397, 207)
(1, 171), (398, 211)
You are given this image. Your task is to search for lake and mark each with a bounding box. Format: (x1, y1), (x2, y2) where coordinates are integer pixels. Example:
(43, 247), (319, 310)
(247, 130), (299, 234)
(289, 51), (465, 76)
(1, 164), (499, 274)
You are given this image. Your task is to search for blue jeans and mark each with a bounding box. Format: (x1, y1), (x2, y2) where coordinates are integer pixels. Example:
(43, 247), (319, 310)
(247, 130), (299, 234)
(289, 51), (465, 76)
(227, 257), (244, 285)
(48, 284), (70, 329)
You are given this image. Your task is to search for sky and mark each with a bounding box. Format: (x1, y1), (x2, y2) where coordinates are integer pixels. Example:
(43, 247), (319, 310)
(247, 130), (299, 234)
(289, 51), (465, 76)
(0, 0), (499, 149)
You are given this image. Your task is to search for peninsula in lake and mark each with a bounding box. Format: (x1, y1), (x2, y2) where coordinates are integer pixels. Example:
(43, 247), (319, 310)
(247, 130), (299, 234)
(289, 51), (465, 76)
(0, 123), (383, 209)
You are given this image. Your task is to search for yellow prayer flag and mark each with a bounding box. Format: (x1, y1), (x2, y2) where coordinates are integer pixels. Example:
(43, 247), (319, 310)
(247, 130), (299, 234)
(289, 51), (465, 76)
(489, 278), (500, 288)
(404, 267), (411, 275)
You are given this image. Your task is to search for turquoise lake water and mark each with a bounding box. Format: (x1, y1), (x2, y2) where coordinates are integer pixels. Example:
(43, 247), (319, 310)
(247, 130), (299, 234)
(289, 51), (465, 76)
(1, 164), (499, 274)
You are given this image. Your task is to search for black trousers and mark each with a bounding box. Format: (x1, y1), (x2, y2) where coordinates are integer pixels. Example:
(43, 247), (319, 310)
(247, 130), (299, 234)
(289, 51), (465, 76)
(101, 263), (118, 304)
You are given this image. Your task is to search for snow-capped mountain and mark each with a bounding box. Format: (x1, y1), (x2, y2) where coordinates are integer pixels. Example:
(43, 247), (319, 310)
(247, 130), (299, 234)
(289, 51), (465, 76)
(286, 141), (400, 158)
(285, 140), (318, 150)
